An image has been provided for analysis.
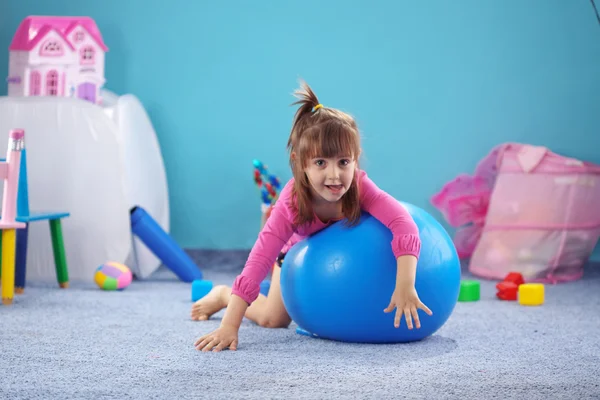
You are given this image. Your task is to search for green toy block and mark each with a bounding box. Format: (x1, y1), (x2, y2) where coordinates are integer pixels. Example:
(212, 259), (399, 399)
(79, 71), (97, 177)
(458, 280), (480, 302)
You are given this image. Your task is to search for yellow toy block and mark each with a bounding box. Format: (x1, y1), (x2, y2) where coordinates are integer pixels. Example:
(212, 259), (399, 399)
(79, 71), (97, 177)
(518, 283), (544, 306)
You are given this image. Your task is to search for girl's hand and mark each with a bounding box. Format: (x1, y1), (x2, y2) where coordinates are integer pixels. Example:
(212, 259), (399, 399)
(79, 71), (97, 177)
(383, 284), (433, 329)
(194, 325), (239, 352)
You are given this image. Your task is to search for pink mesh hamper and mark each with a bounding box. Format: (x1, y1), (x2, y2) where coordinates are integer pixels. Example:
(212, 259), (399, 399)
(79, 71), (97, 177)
(432, 143), (600, 284)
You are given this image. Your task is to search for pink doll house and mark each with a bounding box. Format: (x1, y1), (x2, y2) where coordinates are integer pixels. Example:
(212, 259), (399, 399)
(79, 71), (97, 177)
(6, 16), (108, 105)
(432, 143), (600, 284)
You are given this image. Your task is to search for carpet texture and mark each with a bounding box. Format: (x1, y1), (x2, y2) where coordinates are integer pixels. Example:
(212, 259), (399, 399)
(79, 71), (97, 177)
(1, 250), (599, 399)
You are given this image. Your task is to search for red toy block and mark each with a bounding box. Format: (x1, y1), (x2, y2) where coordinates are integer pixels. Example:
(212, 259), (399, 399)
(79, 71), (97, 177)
(496, 281), (518, 292)
(496, 281), (518, 301)
(503, 272), (524, 286)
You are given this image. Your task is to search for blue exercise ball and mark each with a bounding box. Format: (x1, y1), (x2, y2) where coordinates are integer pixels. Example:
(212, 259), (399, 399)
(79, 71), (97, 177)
(280, 202), (461, 343)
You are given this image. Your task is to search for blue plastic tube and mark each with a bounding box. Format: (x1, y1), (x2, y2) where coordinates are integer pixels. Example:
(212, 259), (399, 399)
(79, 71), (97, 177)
(130, 206), (202, 282)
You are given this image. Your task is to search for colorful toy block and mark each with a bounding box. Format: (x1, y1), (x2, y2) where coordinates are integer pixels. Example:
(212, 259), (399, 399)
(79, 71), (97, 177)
(496, 281), (518, 301)
(495, 271), (526, 301)
(458, 280), (480, 301)
(191, 279), (213, 302)
(503, 272), (524, 286)
(518, 283), (545, 306)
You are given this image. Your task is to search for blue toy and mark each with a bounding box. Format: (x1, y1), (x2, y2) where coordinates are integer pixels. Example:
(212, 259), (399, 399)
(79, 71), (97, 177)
(280, 202), (461, 344)
(191, 280), (271, 302)
(130, 206), (202, 282)
(191, 279), (213, 301)
(260, 280), (270, 296)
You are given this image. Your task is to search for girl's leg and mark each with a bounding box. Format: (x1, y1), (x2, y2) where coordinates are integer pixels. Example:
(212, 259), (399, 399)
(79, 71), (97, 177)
(245, 265), (291, 328)
(190, 265), (291, 329)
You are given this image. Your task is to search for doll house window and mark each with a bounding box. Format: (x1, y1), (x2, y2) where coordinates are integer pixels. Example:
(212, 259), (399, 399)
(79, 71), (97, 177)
(80, 46), (95, 65)
(46, 70), (59, 96)
(29, 71), (41, 95)
(40, 40), (64, 56)
(74, 31), (85, 43)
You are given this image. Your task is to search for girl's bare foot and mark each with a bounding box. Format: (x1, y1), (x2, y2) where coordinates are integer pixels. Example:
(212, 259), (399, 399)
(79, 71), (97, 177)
(190, 285), (230, 321)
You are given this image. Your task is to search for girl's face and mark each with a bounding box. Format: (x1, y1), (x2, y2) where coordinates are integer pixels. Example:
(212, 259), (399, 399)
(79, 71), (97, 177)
(304, 155), (356, 203)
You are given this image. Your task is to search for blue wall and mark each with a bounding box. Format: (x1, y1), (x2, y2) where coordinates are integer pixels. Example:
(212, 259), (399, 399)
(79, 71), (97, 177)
(1, 1), (600, 258)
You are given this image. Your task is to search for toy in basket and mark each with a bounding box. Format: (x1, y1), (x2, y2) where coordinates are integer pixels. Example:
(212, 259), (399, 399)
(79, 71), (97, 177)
(431, 143), (600, 284)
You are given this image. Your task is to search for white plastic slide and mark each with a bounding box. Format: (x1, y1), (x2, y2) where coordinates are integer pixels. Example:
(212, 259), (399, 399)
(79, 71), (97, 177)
(0, 93), (170, 283)
(0, 96), (131, 283)
(101, 89), (170, 279)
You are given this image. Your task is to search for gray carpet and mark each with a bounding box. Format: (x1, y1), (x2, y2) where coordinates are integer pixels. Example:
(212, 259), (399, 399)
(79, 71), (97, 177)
(1, 250), (599, 400)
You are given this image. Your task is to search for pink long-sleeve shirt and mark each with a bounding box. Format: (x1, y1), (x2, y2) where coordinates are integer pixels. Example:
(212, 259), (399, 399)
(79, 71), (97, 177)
(231, 169), (421, 305)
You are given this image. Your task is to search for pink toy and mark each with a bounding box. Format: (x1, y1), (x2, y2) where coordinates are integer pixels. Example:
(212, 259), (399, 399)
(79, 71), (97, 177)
(431, 143), (600, 284)
(7, 16), (108, 104)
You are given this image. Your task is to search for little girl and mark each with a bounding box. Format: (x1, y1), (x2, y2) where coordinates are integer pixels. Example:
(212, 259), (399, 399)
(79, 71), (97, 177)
(192, 81), (432, 352)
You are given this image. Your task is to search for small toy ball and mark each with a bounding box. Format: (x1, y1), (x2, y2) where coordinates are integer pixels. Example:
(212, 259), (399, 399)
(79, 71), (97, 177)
(94, 262), (133, 291)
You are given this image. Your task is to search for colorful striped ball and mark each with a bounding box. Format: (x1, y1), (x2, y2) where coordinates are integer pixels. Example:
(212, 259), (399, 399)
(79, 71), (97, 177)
(94, 262), (133, 290)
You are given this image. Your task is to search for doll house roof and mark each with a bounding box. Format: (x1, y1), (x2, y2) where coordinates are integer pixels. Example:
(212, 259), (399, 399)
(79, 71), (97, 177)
(9, 16), (109, 52)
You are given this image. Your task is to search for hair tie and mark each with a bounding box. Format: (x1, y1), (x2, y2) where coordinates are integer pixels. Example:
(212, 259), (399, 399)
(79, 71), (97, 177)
(313, 104), (323, 112)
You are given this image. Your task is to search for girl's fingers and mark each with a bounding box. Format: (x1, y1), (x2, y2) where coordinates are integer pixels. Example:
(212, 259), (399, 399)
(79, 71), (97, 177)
(419, 302), (433, 316)
(194, 335), (209, 347)
(213, 340), (230, 352)
(394, 307), (402, 328)
(202, 338), (219, 352)
(404, 308), (413, 330)
(411, 306), (421, 329)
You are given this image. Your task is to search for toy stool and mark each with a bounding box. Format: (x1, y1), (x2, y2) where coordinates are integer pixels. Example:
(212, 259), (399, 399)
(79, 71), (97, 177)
(0, 129), (27, 305)
(0, 145), (70, 293)
(518, 283), (544, 306)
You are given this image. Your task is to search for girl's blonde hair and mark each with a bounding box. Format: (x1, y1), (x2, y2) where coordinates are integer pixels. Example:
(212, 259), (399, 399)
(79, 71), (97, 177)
(287, 80), (362, 226)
